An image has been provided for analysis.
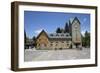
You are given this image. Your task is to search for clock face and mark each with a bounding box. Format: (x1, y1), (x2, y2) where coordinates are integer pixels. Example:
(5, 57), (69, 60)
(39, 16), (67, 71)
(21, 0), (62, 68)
(75, 25), (77, 28)
(74, 20), (78, 28)
(74, 24), (78, 29)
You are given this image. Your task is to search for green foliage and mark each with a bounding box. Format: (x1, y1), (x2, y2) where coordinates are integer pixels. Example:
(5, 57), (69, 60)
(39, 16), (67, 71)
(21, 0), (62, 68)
(24, 30), (27, 49)
(56, 23), (69, 33)
(24, 30), (30, 49)
(56, 27), (62, 33)
(24, 30), (27, 44)
(32, 36), (37, 47)
(32, 36), (36, 41)
(82, 31), (90, 47)
(64, 23), (69, 33)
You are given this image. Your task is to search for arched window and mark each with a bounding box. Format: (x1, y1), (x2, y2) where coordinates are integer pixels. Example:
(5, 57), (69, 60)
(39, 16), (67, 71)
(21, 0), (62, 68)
(44, 44), (46, 47)
(50, 44), (53, 46)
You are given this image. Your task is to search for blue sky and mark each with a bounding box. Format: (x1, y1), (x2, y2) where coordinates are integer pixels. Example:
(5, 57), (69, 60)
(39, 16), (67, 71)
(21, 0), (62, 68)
(24, 11), (90, 38)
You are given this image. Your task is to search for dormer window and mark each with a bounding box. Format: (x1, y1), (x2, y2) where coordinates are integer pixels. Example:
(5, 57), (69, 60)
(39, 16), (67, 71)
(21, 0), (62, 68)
(62, 41), (64, 43)
(39, 39), (41, 41)
(61, 34), (64, 36)
(66, 34), (68, 36)
(56, 42), (58, 43)
(56, 34), (59, 36)
(50, 34), (53, 36)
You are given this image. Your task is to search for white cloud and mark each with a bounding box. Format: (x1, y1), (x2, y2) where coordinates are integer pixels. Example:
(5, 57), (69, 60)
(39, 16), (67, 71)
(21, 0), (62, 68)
(34, 29), (43, 35)
(81, 30), (85, 36)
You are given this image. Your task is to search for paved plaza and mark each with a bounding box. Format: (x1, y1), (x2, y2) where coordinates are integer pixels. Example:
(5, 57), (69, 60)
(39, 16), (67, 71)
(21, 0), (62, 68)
(24, 48), (90, 62)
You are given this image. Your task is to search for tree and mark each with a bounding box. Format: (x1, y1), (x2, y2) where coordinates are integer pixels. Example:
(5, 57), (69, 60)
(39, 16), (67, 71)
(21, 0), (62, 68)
(32, 36), (36, 47)
(56, 27), (62, 33)
(24, 30), (27, 49)
(60, 28), (64, 33)
(85, 31), (90, 47)
(32, 36), (36, 41)
(24, 30), (30, 49)
(82, 35), (85, 47)
(24, 30), (26, 44)
(24, 30), (29, 43)
(64, 22), (69, 33)
(82, 31), (90, 47)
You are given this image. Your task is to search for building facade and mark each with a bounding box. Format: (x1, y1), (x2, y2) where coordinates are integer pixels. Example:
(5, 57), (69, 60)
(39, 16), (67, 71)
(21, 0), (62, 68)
(36, 17), (82, 50)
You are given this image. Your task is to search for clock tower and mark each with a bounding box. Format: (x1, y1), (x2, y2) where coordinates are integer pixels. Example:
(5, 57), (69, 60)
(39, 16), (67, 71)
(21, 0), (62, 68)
(71, 17), (82, 48)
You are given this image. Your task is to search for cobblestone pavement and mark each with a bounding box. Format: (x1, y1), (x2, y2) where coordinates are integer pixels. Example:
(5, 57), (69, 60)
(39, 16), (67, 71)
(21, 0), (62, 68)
(24, 48), (90, 62)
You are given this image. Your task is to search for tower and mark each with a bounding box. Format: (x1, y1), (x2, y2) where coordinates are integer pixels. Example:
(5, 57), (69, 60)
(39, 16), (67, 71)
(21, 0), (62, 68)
(71, 17), (82, 48)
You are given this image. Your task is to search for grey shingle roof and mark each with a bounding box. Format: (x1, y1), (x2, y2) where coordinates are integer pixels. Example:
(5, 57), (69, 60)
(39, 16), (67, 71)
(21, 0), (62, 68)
(48, 33), (71, 39)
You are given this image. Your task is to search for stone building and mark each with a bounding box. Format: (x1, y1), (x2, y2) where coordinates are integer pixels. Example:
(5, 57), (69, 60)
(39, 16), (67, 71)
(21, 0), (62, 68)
(36, 17), (82, 50)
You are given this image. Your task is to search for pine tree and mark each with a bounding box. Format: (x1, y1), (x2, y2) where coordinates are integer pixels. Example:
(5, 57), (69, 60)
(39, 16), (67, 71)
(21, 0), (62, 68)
(32, 36), (36, 47)
(24, 30), (27, 49)
(32, 36), (36, 41)
(82, 31), (90, 47)
(85, 31), (90, 47)
(56, 27), (62, 33)
(24, 30), (26, 44)
(64, 22), (69, 33)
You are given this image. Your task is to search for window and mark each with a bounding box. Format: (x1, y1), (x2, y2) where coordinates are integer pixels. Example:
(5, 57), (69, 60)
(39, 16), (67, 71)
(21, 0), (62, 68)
(66, 41), (69, 43)
(44, 44), (46, 47)
(56, 44), (58, 46)
(66, 34), (69, 36)
(67, 43), (69, 46)
(62, 41), (64, 43)
(50, 34), (53, 36)
(56, 34), (59, 36)
(38, 44), (40, 46)
(39, 39), (41, 41)
(50, 44), (53, 46)
(61, 34), (64, 36)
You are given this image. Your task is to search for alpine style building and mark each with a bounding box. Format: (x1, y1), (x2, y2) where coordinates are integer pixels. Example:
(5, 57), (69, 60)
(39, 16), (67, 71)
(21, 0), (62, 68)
(36, 17), (82, 50)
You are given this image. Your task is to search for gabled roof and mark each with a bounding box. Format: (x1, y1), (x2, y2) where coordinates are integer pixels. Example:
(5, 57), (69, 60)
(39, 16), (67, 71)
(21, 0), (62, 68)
(69, 17), (80, 32)
(69, 17), (80, 24)
(36, 30), (49, 39)
(36, 30), (72, 40)
(71, 17), (80, 24)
